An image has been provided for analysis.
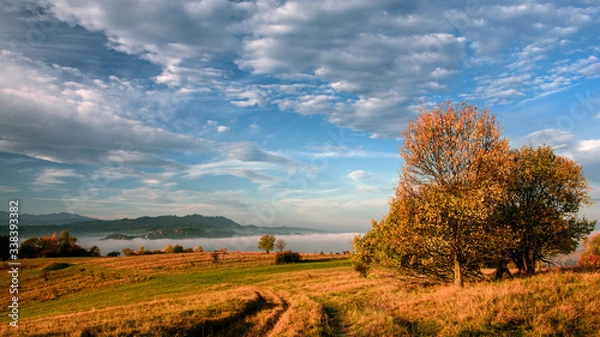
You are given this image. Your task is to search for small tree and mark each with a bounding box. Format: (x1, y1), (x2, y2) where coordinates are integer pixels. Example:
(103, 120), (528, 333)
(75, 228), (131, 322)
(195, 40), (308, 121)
(193, 245), (203, 253)
(173, 244), (184, 253)
(107, 251), (121, 257)
(20, 237), (42, 258)
(258, 235), (276, 254)
(275, 239), (287, 253)
(88, 246), (101, 257)
(164, 244), (174, 253)
(122, 247), (134, 256)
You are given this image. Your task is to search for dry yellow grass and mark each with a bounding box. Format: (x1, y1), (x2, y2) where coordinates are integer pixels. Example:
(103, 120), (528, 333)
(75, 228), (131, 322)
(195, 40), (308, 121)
(1, 253), (599, 336)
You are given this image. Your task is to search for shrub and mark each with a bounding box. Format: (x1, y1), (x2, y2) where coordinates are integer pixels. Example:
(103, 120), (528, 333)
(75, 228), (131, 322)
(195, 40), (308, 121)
(193, 245), (203, 252)
(107, 251), (121, 257)
(173, 244), (184, 253)
(353, 262), (370, 278)
(275, 250), (301, 265)
(211, 251), (221, 264)
(219, 247), (227, 253)
(579, 233), (600, 268)
(184, 247), (193, 253)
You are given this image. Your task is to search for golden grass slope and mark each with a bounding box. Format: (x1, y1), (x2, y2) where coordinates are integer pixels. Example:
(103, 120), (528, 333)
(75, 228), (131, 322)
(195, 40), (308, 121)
(1, 252), (599, 336)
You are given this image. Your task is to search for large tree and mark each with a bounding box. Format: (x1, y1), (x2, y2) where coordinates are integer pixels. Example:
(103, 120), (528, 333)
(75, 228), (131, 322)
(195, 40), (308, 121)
(357, 102), (512, 286)
(501, 145), (595, 274)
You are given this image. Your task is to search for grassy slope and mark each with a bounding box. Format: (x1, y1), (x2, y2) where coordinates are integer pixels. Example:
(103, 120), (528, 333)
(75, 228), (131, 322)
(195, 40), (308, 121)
(1, 253), (599, 336)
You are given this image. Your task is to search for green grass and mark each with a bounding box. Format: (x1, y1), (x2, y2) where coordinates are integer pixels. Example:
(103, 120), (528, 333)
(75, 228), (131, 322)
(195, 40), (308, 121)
(6, 257), (350, 320)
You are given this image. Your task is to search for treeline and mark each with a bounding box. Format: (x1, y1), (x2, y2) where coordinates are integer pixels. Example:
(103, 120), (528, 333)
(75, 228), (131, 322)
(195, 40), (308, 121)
(354, 102), (597, 286)
(120, 244), (205, 256)
(20, 231), (100, 258)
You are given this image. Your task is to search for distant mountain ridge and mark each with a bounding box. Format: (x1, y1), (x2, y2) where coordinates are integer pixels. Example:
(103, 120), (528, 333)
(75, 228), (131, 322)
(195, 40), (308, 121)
(0, 211), (98, 226)
(13, 212), (326, 239)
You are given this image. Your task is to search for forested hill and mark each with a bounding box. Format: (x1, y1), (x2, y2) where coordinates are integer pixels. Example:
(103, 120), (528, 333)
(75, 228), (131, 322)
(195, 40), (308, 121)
(16, 213), (327, 239)
(0, 211), (98, 226)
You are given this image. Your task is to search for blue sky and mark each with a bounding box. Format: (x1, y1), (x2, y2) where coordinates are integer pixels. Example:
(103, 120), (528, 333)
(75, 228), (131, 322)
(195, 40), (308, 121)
(0, 0), (599, 232)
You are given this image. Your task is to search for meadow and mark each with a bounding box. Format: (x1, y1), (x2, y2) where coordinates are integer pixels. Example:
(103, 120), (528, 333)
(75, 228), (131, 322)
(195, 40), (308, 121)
(1, 252), (599, 336)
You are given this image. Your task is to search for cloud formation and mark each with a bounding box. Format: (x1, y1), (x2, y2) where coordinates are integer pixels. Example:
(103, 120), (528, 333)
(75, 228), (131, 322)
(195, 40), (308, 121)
(37, 0), (600, 137)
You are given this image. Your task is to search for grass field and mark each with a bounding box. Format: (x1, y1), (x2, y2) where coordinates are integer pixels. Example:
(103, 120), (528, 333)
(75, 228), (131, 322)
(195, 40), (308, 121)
(1, 252), (600, 336)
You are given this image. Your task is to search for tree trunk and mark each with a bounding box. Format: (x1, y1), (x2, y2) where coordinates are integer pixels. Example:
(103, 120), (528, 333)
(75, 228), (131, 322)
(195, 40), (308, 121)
(454, 254), (464, 287)
(494, 261), (513, 281)
(524, 255), (535, 275)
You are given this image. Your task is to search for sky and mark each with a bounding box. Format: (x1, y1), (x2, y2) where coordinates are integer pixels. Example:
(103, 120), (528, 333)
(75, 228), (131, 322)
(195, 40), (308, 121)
(0, 0), (599, 232)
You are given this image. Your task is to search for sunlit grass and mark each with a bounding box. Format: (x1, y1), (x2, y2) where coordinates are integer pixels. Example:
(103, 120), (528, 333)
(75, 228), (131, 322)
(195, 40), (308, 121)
(1, 253), (599, 336)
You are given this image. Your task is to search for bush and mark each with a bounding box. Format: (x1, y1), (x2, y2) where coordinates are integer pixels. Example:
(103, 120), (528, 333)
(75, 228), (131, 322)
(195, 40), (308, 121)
(184, 247), (193, 253)
(579, 233), (600, 268)
(107, 251), (121, 257)
(193, 245), (203, 252)
(122, 248), (135, 256)
(173, 244), (184, 253)
(353, 262), (370, 278)
(275, 250), (301, 265)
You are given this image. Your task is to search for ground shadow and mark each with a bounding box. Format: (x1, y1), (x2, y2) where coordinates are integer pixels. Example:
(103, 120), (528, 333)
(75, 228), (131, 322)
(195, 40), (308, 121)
(393, 317), (441, 337)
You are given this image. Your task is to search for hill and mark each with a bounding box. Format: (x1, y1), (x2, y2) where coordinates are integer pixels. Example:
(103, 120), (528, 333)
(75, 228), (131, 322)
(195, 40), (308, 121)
(1, 253), (598, 336)
(17, 213), (326, 239)
(0, 211), (97, 226)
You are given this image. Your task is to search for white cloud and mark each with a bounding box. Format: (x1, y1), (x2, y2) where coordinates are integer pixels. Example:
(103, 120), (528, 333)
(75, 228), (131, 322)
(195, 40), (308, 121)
(32, 168), (81, 187)
(217, 125), (229, 133)
(184, 159), (281, 188)
(578, 139), (600, 153)
(521, 129), (575, 148)
(0, 185), (20, 193)
(348, 170), (374, 182)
